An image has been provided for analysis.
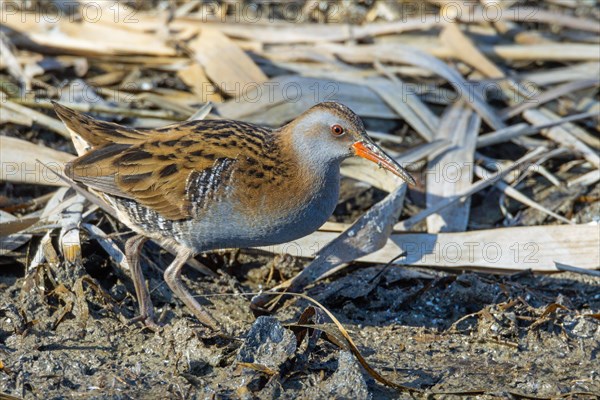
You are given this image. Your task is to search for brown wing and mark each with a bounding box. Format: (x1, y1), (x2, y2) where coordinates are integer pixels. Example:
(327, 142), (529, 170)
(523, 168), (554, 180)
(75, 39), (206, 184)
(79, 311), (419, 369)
(59, 105), (274, 221)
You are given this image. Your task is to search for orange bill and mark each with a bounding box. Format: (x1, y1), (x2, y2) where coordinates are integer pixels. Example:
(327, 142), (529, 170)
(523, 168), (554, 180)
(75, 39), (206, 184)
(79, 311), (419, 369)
(352, 140), (416, 185)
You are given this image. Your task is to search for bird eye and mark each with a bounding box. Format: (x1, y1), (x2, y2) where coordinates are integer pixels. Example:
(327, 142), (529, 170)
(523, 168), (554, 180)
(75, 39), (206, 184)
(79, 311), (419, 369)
(331, 124), (344, 136)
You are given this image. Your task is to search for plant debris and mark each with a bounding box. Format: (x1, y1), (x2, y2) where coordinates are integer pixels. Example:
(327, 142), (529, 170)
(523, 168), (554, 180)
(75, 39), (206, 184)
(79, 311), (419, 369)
(1, 1), (599, 398)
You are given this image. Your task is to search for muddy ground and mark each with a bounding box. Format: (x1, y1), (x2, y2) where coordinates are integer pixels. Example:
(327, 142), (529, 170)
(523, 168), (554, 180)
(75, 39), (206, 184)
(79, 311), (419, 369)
(1, 191), (599, 399)
(2, 1), (599, 396)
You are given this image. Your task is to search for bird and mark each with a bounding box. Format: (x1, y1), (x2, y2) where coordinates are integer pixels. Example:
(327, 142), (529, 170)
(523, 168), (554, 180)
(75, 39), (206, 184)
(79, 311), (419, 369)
(53, 101), (415, 331)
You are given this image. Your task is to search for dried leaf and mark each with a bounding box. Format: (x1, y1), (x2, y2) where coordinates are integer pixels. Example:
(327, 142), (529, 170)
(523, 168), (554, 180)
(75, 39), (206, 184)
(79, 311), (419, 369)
(426, 102), (480, 233)
(259, 224), (599, 273)
(191, 28), (267, 97)
(0, 211), (32, 255)
(0, 137), (73, 186)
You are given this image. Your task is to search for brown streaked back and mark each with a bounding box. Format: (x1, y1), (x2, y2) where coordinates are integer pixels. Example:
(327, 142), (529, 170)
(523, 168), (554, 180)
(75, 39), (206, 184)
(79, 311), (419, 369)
(57, 103), (282, 221)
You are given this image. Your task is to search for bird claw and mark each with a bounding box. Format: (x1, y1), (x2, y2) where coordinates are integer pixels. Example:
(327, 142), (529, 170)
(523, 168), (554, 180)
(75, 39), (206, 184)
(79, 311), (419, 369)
(194, 324), (235, 342)
(128, 313), (161, 332)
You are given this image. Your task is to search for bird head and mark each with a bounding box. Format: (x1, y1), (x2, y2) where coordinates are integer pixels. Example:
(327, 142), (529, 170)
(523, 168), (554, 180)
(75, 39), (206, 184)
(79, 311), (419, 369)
(285, 101), (415, 185)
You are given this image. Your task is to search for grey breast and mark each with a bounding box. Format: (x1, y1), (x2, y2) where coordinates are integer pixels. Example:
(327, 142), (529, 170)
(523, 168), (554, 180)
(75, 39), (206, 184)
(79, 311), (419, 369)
(185, 161), (342, 252)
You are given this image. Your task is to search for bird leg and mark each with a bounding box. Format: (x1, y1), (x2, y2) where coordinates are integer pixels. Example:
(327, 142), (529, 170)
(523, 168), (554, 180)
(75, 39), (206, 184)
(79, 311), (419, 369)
(124, 234), (158, 330)
(163, 247), (220, 331)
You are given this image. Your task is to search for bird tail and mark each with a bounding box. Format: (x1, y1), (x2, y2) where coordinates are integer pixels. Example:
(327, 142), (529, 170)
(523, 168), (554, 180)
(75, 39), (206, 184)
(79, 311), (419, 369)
(52, 101), (149, 146)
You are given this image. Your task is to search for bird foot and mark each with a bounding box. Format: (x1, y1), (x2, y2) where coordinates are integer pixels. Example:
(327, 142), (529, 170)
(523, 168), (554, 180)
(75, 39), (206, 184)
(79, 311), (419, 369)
(194, 324), (236, 342)
(128, 313), (161, 332)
